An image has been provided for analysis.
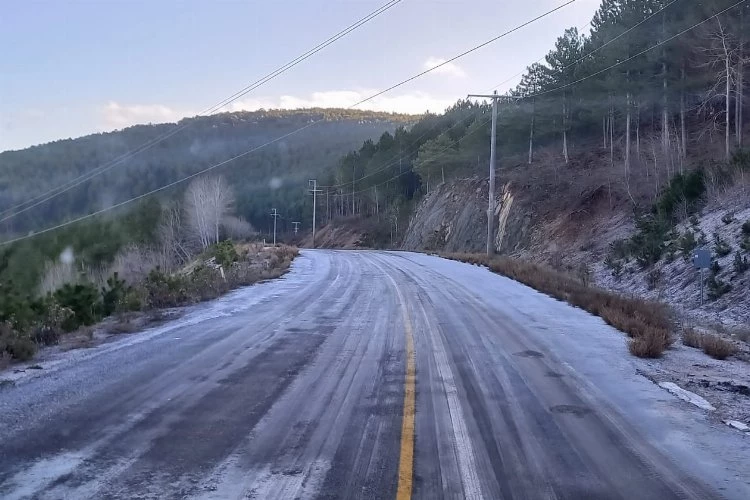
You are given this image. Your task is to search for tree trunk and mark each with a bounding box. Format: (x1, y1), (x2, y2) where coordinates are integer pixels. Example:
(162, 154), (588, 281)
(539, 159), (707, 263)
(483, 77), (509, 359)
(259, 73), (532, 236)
(603, 114), (607, 149)
(726, 52), (732, 161)
(738, 8), (745, 148)
(562, 93), (569, 164)
(636, 102), (641, 159)
(681, 64), (687, 159)
(662, 61), (670, 159)
(529, 97), (535, 164)
(441, 166), (445, 184)
(718, 19), (731, 161)
(609, 97), (614, 168)
(625, 91), (632, 180)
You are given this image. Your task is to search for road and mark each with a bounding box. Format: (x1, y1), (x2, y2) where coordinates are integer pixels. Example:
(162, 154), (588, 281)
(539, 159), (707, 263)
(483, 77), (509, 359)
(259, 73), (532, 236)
(0, 250), (748, 499)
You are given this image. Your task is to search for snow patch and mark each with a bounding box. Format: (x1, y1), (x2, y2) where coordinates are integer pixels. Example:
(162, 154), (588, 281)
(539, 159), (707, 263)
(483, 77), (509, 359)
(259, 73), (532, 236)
(724, 420), (750, 432)
(658, 382), (715, 411)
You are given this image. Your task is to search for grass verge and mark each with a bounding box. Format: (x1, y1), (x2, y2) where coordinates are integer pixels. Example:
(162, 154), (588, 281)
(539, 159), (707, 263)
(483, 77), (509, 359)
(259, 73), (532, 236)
(444, 253), (673, 358)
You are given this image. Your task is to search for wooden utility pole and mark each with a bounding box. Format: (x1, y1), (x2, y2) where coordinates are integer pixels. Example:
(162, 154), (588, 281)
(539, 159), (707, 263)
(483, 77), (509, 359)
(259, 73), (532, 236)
(270, 208), (280, 246)
(308, 180), (322, 248)
(468, 90), (500, 255)
(292, 221), (300, 234)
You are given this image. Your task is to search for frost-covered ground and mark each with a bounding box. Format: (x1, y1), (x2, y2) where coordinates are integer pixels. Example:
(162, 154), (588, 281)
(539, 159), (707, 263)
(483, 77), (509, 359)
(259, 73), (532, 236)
(595, 203), (750, 328)
(592, 197), (750, 429)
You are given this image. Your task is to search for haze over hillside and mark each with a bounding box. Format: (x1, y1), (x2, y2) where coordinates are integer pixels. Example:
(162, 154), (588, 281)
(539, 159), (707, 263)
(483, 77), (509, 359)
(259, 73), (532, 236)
(0, 108), (415, 235)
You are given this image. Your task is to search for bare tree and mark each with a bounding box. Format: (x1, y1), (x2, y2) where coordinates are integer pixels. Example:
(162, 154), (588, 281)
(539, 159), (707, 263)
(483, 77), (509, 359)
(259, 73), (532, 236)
(698, 17), (741, 161)
(221, 215), (255, 241)
(184, 175), (235, 250)
(158, 202), (191, 265)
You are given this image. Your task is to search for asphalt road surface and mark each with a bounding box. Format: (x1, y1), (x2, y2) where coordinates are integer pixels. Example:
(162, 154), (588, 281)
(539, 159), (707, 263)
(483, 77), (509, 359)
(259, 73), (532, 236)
(1, 251), (748, 499)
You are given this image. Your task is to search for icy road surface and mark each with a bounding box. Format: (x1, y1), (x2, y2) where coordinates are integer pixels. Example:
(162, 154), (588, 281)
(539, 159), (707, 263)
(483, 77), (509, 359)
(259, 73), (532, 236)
(0, 250), (748, 499)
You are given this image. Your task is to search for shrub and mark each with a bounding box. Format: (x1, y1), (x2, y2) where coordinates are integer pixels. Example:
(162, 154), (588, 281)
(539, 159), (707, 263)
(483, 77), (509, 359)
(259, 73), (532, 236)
(208, 240), (239, 267)
(679, 231), (697, 260)
(144, 268), (191, 309)
(721, 212), (735, 225)
(734, 252), (749, 275)
(630, 215), (669, 267)
(6, 336), (36, 361)
(682, 327), (703, 348)
(0, 323), (37, 361)
(604, 255), (623, 279)
(655, 169), (705, 218)
(628, 329), (672, 358)
(707, 274), (732, 300)
(697, 231), (708, 247)
(100, 272), (130, 316)
(32, 300), (73, 346)
(701, 334), (736, 359)
(53, 282), (101, 331)
(713, 233), (731, 257)
(710, 259), (721, 274)
(609, 239), (629, 260)
(646, 268), (663, 290)
(743, 220), (750, 236)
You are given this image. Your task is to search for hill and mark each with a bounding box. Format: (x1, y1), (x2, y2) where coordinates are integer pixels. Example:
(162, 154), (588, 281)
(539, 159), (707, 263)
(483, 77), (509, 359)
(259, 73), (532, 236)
(0, 108), (415, 236)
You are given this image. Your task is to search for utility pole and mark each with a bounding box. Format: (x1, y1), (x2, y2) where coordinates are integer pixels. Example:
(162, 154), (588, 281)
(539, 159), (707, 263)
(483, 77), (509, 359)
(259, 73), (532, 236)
(468, 89), (500, 256)
(351, 162), (356, 215)
(292, 221), (300, 234)
(308, 180), (323, 248)
(270, 208), (280, 246)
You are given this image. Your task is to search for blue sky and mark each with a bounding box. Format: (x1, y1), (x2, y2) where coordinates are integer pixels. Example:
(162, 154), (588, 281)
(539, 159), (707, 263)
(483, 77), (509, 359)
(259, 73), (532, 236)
(0, 0), (601, 152)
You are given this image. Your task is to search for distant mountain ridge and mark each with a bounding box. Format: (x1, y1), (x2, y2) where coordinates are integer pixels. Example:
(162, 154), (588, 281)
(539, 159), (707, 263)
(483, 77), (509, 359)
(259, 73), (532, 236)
(0, 108), (416, 234)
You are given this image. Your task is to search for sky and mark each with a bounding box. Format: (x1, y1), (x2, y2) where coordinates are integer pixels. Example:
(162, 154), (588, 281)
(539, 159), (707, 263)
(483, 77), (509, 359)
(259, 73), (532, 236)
(0, 0), (602, 152)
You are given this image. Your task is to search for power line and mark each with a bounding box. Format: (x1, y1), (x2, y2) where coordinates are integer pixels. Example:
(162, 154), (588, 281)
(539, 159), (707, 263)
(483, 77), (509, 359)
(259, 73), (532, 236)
(490, 0), (682, 93)
(523, 0), (748, 101)
(347, 0), (576, 110)
(318, 1), (585, 191)
(0, 0), (404, 222)
(357, 0), (743, 199)
(346, 0), (685, 195)
(349, 115), (495, 197)
(0, 1), (575, 246)
(319, 112), (481, 190)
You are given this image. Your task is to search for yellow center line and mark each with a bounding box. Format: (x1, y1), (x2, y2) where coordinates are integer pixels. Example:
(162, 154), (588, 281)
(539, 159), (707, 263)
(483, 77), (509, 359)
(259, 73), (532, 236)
(396, 299), (416, 500)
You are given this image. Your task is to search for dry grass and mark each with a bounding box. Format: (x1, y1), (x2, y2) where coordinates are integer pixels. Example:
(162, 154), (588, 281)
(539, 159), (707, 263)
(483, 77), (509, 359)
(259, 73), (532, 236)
(682, 327), (703, 348)
(732, 326), (750, 344)
(701, 334), (737, 360)
(0, 352), (11, 371)
(110, 319), (139, 334)
(446, 253), (674, 358)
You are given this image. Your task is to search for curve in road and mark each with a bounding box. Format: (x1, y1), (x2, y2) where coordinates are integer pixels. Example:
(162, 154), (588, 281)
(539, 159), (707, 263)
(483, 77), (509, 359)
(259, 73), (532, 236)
(0, 250), (747, 499)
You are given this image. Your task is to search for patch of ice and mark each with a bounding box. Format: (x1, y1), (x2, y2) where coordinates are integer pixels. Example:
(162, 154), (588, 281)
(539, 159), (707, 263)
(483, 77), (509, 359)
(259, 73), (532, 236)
(658, 382), (716, 411)
(724, 420), (750, 432)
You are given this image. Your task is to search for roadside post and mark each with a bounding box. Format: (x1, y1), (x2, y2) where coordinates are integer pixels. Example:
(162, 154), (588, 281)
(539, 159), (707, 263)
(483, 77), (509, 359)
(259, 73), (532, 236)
(692, 248), (710, 306)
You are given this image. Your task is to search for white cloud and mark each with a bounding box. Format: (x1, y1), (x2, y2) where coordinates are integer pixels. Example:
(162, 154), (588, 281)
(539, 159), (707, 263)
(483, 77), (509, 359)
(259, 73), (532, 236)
(95, 89), (457, 133)
(423, 57), (467, 78)
(99, 101), (194, 130)
(226, 89), (456, 115)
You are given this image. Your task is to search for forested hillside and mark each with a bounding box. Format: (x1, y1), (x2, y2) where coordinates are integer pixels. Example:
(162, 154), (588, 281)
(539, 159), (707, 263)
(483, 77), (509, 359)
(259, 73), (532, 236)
(322, 0), (748, 245)
(0, 109), (413, 236)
